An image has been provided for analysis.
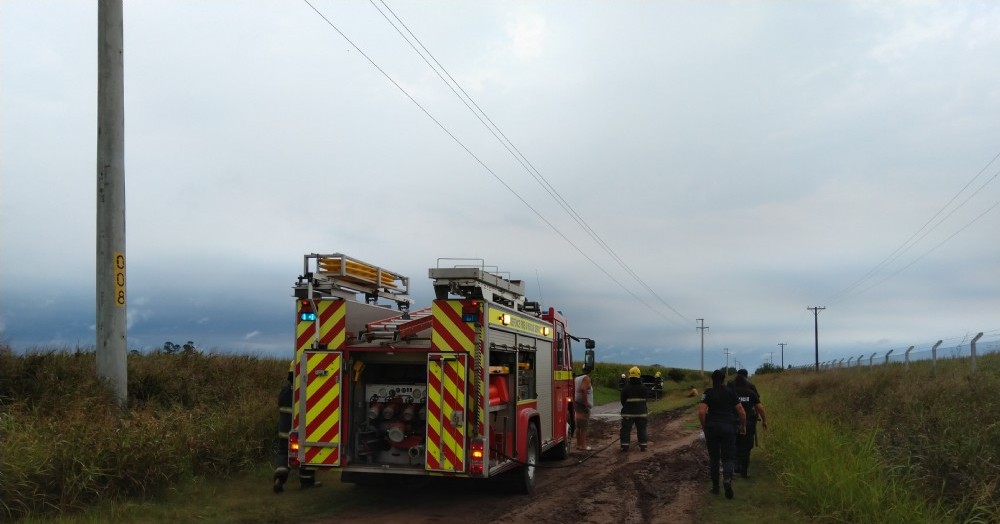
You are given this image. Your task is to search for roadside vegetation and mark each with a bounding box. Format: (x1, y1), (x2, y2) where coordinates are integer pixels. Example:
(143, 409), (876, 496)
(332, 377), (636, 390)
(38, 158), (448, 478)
(702, 353), (1000, 523)
(5, 346), (996, 523)
(0, 345), (285, 521)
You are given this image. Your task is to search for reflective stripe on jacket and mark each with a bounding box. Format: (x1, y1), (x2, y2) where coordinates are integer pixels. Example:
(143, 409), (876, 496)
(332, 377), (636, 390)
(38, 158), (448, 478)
(620, 380), (649, 417)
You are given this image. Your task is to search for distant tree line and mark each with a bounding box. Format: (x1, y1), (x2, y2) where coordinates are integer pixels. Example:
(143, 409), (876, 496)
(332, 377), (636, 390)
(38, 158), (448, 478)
(161, 341), (199, 354)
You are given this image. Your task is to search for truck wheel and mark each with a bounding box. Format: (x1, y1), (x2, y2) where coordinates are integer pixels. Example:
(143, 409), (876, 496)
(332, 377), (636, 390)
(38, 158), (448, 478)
(516, 422), (539, 495)
(546, 422), (571, 460)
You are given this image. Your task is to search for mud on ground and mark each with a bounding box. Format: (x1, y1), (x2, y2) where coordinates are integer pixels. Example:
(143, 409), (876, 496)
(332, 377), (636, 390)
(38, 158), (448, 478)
(324, 408), (709, 524)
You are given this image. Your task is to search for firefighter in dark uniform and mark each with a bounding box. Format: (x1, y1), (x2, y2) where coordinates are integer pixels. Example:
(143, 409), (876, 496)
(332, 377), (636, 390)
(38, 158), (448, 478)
(619, 366), (649, 452)
(273, 361), (318, 493)
(273, 362), (294, 493)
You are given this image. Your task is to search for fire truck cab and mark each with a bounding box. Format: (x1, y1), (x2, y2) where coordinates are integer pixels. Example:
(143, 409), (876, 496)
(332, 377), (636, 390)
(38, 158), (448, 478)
(287, 253), (595, 494)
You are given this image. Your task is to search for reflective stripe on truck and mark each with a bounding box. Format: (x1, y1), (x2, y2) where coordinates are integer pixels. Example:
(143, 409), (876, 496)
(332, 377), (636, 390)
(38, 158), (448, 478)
(302, 350), (343, 466)
(425, 353), (467, 473)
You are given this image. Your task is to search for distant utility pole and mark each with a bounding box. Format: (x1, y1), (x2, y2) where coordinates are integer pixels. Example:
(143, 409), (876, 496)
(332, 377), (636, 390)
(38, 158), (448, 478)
(696, 319), (709, 377)
(779, 342), (786, 369)
(723, 348), (731, 376)
(769, 351), (774, 365)
(807, 306), (825, 371)
(97, 0), (128, 404)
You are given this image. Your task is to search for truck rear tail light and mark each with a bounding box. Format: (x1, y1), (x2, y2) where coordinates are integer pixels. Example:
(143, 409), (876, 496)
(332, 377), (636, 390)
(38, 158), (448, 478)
(470, 438), (485, 475)
(299, 300), (316, 322)
(461, 300), (480, 322)
(289, 431), (301, 468)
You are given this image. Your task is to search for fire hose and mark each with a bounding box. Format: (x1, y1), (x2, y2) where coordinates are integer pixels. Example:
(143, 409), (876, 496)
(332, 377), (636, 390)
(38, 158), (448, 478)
(488, 438), (621, 469)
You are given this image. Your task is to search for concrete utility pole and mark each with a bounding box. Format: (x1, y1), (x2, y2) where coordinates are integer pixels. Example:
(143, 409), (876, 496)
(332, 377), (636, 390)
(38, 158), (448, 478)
(807, 306), (825, 371)
(696, 319), (709, 377)
(97, 0), (127, 404)
(779, 342), (786, 369)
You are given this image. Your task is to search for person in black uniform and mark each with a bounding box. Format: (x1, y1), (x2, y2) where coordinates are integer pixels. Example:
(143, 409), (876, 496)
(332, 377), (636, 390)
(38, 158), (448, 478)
(273, 361), (318, 493)
(732, 374), (767, 478)
(727, 368), (760, 398)
(620, 366), (649, 452)
(273, 362), (294, 493)
(699, 369), (746, 499)
(727, 368), (760, 475)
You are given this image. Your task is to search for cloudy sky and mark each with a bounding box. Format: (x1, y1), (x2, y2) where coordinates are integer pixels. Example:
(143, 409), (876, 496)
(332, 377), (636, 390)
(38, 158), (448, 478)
(2, 0), (998, 371)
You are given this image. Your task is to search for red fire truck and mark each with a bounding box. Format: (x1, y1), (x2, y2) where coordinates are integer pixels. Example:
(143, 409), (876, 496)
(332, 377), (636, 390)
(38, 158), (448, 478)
(286, 253), (595, 493)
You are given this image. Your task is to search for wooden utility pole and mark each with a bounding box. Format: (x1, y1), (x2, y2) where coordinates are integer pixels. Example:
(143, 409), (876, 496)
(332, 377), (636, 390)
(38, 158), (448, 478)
(97, 0), (127, 404)
(778, 342), (786, 369)
(696, 319), (708, 378)
(807, 307), (825, 372)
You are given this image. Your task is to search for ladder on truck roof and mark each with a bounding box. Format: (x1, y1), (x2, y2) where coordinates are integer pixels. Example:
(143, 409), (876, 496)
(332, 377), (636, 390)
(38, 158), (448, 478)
(429, 262), (526, 310)
(360, 306), (434, 342)
(298, 253), (410, 307)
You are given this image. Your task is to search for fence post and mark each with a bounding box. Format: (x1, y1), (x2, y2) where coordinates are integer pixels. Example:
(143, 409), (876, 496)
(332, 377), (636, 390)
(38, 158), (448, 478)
(848, 356), (854, 367)
(931, 340), (943, 372)
(839, 358), (845, 368)
(869, 352), (877, 366)
(971, 332), (983, 373)
(858, 354), (865, 368)
(904, 345), (914, 368)
(885, 349), (894, 365)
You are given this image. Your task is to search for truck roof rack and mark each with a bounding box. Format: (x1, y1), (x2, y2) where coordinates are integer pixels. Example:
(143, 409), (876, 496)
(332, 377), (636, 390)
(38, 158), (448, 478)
(297, 253), (410, 308)
(429, 259), (525, 309)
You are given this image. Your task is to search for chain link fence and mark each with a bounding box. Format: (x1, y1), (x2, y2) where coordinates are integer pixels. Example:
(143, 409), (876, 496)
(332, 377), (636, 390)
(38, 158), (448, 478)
(794, 330), (1000, 372)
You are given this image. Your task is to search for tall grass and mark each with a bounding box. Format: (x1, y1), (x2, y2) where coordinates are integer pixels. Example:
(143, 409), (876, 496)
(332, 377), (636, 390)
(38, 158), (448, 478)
(0, 345), (286, 521)
(758, 354), (1000, 523)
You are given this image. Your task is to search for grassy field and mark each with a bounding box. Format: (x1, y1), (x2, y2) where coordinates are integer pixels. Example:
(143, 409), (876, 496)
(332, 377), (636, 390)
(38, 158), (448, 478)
(4, 346), (997, 522)
(0, 346), (285, 521)
(701, 354), (1000, 523)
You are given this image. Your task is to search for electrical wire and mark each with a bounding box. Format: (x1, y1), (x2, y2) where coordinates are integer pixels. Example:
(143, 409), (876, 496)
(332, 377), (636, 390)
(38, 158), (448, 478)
(301, 0), (687, 327)
(826, 152), (1000, 305)
(370, 0), (690, 325)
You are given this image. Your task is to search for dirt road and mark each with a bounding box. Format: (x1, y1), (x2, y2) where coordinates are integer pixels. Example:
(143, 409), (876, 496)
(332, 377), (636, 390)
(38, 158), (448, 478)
(323, 406), (708, 524)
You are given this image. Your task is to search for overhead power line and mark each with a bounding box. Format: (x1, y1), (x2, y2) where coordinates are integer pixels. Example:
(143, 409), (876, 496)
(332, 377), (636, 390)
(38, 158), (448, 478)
(303, 0), (689, 326)
(367, 0), (689, 324)
(826, 151), (1000, 305)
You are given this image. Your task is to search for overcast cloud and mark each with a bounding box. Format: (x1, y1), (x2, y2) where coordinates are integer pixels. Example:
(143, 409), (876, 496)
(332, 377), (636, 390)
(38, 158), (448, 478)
(2, 1), (998, 371)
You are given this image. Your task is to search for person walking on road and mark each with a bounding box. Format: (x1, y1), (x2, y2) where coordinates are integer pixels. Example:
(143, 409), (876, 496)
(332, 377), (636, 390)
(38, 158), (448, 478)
(620, 366), (649, 452)
(733, 374), (767, 478)
(699, 369), (747, 499)
(573, 371), (594, 451)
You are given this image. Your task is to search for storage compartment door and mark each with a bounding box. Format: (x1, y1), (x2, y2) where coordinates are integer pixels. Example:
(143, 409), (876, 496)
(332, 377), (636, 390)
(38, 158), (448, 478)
(425, 353), (467, 473)
(302, 350), (343, 467)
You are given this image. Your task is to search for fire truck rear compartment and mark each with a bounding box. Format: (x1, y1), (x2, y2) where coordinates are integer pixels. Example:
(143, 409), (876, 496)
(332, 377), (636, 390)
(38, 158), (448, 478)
(349, 359), (428, 468)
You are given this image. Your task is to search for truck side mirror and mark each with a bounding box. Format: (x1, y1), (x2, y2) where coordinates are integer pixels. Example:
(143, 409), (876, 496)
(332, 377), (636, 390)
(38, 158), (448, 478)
(582, 348), (595, 374)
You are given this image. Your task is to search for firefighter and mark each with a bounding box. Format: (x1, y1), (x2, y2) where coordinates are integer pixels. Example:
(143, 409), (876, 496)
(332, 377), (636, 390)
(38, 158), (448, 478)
(273, 362), (294, 493)
(273, 361), (319, 493)
(619, 366), (649, 452)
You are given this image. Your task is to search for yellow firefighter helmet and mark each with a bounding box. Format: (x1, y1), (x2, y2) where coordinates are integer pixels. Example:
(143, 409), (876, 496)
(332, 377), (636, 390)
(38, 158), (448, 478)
(628, 366), (641, 378)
